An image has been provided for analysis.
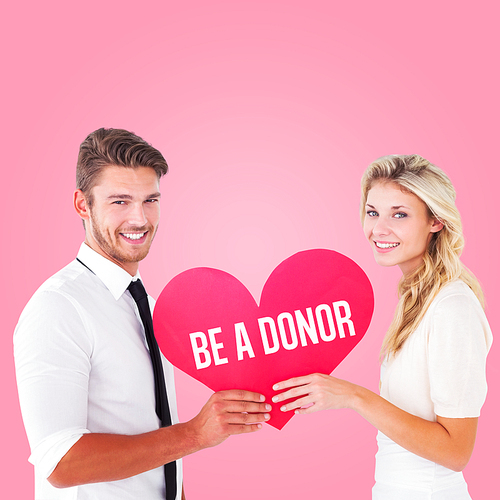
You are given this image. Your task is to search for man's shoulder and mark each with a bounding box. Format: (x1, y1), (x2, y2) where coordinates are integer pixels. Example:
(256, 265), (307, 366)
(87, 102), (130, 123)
(14, 260), (88, 344)
(33, 259), (90, 299)
(19, 259), (100, 320)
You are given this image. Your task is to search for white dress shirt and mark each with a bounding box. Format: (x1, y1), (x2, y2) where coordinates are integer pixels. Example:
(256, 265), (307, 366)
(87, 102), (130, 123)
(14, 243), (182, 500)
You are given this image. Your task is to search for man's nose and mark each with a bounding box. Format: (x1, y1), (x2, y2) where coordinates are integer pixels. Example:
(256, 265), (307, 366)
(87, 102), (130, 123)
(127, 203), (147, 227)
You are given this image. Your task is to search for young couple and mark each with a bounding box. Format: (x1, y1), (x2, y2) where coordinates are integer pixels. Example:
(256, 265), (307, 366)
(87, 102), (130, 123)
(15, 128), (491, 499)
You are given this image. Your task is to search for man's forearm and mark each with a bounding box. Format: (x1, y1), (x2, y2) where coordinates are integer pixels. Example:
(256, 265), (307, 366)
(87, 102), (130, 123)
(48, 390), (270, 489)
(48, 423), (196, 488)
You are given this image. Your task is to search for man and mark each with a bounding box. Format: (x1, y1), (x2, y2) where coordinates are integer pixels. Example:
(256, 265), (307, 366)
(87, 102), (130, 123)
(14, 128), (271, 499)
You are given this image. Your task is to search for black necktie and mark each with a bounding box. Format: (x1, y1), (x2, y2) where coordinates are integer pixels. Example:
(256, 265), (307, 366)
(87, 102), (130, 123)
(128, 279), (177, 500)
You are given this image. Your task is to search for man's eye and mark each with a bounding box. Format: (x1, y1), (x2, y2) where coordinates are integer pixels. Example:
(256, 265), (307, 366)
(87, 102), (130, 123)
(146, 199), (159, 203)
(112, 201), (125, 205)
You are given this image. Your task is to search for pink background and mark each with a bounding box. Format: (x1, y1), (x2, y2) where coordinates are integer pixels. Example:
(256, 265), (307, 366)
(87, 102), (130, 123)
(2, 1), (498, 498)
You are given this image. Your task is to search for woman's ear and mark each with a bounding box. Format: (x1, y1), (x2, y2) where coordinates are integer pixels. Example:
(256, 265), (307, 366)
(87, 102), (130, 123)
(430, 218), (444, 233)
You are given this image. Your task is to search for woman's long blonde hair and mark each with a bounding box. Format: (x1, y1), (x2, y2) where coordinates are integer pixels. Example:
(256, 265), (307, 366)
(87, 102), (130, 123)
(360, 154), (484, 358)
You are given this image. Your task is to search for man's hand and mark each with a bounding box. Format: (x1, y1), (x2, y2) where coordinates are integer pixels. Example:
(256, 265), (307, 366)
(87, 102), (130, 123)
(187, 390), (271, 449)
(48, 390), (270, 488)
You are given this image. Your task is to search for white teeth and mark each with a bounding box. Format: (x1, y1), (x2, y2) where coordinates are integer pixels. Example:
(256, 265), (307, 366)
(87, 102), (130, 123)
(375, 241), (399, 249)
(122, 233), (145, 240)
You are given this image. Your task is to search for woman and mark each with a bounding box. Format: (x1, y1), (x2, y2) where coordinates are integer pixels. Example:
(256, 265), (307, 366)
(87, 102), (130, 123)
(272, 155), (492, 499)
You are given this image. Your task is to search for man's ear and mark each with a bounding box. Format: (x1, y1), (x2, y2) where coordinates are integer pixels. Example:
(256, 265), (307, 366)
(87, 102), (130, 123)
(430, 218), (444, 233)
(74, 190), (90, 222)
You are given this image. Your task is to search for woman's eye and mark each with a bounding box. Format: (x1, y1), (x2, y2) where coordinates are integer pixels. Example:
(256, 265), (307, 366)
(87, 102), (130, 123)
(394, 212), (407, 219)
(366, 210), (378, 217)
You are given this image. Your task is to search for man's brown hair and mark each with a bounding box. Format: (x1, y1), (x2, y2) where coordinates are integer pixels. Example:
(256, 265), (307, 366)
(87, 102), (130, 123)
(77, 128), (168, 205)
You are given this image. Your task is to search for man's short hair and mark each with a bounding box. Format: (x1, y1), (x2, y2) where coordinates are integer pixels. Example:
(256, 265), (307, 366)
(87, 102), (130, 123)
(77, 128), (168, 206)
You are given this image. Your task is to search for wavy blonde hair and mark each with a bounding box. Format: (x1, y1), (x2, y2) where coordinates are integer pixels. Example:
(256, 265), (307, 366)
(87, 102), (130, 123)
(360, 154), (484, 357)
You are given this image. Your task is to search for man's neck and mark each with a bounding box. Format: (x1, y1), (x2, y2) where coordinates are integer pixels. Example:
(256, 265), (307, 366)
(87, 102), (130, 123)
(83, 239), (139, 276)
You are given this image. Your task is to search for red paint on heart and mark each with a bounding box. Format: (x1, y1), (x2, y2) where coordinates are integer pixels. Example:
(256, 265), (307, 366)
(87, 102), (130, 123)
(154, 249), (374, 430)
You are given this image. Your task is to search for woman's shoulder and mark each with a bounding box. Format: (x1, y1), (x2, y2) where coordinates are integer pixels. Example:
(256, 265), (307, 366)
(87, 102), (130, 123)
(430, 280), (480, 310)
(426, 280), (492, 348)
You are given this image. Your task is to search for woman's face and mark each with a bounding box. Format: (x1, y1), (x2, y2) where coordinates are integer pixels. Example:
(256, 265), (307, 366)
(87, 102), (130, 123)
(363, 181), (443, 276)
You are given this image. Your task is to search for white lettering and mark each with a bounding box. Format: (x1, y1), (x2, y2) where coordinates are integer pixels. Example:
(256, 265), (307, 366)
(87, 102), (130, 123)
(234, 322), (256, 360)
(277, 312), (299, 350)
(333, 300), (356, 337)
(315, 304), (336, 341)
(189, 332), (212, 369)
(295, 307), (319, 346)
(208, 327), (228, 365)
(258, 317), (280, 354)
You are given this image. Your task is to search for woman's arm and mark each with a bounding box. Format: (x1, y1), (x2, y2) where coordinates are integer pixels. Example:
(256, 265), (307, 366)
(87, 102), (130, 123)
(272, 373), (477, 472)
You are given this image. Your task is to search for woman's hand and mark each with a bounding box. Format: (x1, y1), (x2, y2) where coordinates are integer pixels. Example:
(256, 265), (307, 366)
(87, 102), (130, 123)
(272, 373), (360, 414)
(273, 372), (477, 472)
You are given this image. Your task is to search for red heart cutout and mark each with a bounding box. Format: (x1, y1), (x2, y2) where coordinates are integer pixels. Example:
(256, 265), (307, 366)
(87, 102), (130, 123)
(154, 249), (374, 430)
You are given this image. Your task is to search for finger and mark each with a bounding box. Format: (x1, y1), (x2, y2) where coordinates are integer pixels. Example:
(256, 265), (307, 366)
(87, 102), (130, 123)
(224, 411), (271, 425)
(216, 389), (266, 402)
(226, 423), (264, 435)
(272, 375), (312, 391)
(221, 400), (272, 414)
(294, 404), (318, 415)
(279, 395), (315, 412)
(272, 385), (311, 403)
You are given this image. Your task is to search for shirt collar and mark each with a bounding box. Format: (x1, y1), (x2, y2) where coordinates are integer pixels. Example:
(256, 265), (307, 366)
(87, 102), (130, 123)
(77, 242), (141, 301)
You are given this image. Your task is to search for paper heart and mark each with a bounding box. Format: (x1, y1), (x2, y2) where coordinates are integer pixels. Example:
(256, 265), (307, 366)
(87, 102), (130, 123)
(154, 249), (374, 430)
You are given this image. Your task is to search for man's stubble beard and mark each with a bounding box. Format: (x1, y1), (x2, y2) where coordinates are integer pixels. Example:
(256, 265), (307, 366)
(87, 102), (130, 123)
(88, 210), (157, 265)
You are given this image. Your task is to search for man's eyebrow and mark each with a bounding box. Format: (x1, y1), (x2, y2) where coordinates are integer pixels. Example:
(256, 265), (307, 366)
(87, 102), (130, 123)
(107, 194), (133, 200)
(106, 192), (162, 200)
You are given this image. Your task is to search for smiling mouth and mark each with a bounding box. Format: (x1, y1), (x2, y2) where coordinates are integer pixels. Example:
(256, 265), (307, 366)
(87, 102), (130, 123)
(375, 241), (400, 249)
(121, 232), (147, 241)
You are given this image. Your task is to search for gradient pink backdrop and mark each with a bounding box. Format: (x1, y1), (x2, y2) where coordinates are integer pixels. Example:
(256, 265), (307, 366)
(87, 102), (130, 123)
(2, 1), (498, 498)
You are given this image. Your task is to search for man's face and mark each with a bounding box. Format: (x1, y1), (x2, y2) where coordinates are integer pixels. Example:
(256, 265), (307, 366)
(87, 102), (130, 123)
(83, 165), (161, 275)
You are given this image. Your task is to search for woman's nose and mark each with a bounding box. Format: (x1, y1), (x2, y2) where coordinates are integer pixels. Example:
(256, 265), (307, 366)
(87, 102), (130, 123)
(373, 217), (391, 237)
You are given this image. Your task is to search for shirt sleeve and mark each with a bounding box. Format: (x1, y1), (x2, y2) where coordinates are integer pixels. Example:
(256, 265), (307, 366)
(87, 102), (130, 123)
(428, 292), (492, 418)
(14, 289), (93, 479)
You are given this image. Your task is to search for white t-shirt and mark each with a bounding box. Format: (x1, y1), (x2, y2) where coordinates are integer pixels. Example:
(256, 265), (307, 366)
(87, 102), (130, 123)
(373, 280), (492, 499)
(14, 243), (183, 499)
